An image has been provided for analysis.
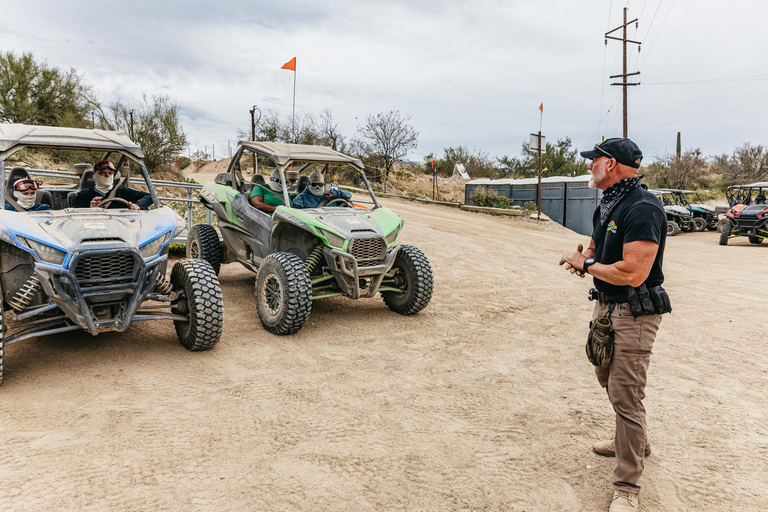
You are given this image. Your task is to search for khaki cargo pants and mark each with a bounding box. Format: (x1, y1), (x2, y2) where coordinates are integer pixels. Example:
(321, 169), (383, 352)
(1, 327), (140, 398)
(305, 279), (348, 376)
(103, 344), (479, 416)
(592, 302), (662, 494)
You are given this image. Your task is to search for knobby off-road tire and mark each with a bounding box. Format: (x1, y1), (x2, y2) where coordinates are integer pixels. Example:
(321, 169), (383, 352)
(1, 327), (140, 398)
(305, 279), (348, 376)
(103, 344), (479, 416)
(692, 217), (707, 232)
(382, 245), (434, 315)
(255, 252), (312, 335)
(187, 224), (222, 275)
(748, 236), (764, 244)
(719, 221), (731, 245)
(667, 221), (680, 237)
(171, 259), (224, 351)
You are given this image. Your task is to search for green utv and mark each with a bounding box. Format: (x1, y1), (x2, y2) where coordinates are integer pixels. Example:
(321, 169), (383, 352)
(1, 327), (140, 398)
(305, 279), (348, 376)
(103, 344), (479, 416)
(190, 142), (433, 335)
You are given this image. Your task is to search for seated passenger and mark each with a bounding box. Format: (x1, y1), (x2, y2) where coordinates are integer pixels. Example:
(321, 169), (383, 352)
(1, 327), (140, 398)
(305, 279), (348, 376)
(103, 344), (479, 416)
(754, 195), (766, 204)
(5, 179), (52, 212)
(71, 160), (151, 210)
(250, 169), (292, 213)
(293, 171), (352, 209)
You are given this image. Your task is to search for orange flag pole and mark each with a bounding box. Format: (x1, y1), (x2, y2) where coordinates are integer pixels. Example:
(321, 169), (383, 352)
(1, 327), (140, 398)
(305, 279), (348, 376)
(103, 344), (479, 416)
(282, 57), (297, 142)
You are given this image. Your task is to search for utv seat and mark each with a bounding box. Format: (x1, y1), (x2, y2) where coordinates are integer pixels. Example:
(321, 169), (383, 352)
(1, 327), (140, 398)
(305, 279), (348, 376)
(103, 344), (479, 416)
(67, 170), (95, 207)
(6, 167), (53, 210)
(296, 174), (309, 195)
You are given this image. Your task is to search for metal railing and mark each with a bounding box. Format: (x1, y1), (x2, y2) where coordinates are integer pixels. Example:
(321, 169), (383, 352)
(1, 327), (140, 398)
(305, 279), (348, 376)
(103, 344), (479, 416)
(7, 168), (211, 243)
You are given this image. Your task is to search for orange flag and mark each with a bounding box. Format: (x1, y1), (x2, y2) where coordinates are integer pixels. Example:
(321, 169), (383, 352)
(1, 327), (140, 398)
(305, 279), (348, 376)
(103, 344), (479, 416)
(281, 57), (296, 71)
(538, 103), (543, 112)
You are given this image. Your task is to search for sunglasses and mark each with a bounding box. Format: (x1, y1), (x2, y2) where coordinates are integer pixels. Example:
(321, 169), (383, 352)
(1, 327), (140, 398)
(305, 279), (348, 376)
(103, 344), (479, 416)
(269, 177), (281, 183)
(309, 183), (323, 189)
(14, 180), (39, 192)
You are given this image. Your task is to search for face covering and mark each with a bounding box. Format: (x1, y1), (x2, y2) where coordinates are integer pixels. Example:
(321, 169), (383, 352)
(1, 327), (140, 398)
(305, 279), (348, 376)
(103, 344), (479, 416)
(309, 183), (324, 196)
(268, 176), (283, 193)
(94, 173), (114, 194)
(14, 191), (36, 209)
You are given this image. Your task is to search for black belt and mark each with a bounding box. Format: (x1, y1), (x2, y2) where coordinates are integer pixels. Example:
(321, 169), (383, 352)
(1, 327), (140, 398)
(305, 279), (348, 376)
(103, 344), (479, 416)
(588, 288), (627, 304)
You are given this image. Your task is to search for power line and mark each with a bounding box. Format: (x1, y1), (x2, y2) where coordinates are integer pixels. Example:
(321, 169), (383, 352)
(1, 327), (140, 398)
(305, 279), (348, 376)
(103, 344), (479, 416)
(638, 0), (677, 70)
(641, 0), (665, 41)
(643, 74), (768, 85)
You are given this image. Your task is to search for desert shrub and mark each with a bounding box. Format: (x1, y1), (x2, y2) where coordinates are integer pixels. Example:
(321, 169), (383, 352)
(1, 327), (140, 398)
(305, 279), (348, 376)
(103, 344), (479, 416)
(470, 193), (513, 208)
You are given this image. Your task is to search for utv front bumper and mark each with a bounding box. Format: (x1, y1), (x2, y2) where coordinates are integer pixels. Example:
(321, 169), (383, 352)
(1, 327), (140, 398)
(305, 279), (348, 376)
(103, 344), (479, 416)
(323, 245), (401, 299)
(728, 217), (768, 237)
(33, 248), (166, 335)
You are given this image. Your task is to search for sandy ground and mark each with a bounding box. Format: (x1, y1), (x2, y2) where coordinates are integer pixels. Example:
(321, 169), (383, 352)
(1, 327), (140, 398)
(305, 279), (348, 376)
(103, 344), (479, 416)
(0, 195), (767, 511)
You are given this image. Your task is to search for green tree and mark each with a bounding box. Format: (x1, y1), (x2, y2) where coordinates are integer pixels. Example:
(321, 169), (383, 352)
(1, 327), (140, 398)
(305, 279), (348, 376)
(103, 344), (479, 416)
(643, 149), (714, 190)
(97, 94), (188, 172)
(713, 143), (768, 186)
(498, 137), (588, 178)
(0, 51), (97, 127)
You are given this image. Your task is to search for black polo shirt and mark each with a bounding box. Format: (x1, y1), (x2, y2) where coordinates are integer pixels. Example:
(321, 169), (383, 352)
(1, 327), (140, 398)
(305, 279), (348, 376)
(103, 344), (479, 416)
(591, 186), (667, 294)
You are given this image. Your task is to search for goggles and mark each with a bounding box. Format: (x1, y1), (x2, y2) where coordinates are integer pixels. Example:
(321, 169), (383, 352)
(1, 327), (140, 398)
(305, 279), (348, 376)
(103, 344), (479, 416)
(309, 183), (323, 189)
(13, 179), (39, 192)
(269, 177), (281, 184)
(94, 160), (117, 173)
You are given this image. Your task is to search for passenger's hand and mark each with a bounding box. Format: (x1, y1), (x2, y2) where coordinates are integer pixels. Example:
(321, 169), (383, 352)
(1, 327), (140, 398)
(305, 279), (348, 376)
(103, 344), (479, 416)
(90, 196), (103, 207)
(128, 202), (140, 210)
(559, 243), (587, 278)
(322, 191), (333, 201)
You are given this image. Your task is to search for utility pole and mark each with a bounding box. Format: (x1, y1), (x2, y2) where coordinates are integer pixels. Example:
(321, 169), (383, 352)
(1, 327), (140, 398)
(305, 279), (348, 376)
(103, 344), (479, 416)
(250, 105), (260, 172)
(606, 7), (641, 138)
(129, 110), (134, 139)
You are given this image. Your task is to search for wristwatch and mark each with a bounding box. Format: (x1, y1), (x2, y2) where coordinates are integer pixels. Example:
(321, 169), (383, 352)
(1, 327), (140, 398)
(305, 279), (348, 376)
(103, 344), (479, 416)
(582, 258), (596, 274)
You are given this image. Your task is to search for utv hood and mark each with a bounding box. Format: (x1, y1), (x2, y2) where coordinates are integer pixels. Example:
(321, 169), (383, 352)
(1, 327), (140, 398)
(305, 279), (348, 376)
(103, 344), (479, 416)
(279, 206), (402, 240)
(0, 207), (177, 256)
(666, 205), (691, 216)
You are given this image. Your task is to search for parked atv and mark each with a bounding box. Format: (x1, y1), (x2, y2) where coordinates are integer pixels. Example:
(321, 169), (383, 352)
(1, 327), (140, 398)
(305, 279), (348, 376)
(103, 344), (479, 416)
(0, 124), (224, 384)
(192, 141), (433, 335)
(664, 189), (722, 231)
(649, 189), (693, 236)
(719, 182), (768, 245)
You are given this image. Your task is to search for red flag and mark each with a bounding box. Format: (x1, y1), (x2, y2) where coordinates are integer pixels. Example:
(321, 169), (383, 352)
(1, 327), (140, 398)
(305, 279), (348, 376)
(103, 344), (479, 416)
(281, 57), (296, 71)
(538, 103), (543, 112)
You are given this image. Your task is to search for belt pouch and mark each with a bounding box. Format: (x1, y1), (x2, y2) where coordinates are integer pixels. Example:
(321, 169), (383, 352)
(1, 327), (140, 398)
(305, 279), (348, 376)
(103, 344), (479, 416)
(625, 287), (643, 317)
(650, 286), (672, 314)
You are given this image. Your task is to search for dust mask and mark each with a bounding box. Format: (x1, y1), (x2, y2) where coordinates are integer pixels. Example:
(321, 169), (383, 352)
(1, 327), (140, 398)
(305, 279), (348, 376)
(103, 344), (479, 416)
(94, 173), (114, 194)
(13, 191), (35, 209)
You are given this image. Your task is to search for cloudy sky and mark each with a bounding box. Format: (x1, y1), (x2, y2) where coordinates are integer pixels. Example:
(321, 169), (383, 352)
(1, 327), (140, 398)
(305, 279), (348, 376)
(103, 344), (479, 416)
(3, 0), (767, 164)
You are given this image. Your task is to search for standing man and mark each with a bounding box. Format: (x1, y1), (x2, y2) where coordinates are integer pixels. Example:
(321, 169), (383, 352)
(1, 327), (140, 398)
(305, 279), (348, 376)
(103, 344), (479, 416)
(559, 138), (671, 512)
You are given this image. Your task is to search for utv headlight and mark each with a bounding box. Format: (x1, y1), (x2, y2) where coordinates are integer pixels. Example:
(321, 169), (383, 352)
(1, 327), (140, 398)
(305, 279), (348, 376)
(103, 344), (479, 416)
(385, 224), (402, 246)
(140, 232), (171, 259)
(316, 228), (346, 249)
(20, 238), (67, 265)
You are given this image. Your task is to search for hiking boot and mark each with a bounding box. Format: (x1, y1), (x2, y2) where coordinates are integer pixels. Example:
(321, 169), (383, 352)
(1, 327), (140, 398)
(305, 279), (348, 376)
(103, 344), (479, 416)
(609, 490), (639, 511)
(593, 439), (651, 457)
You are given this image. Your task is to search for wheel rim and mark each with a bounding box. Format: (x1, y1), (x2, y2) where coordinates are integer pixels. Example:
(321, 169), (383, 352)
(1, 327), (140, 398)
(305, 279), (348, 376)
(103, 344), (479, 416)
(262, 273), (283, 316)
(189, 239), (200, 258)
(667, 224), (674, 235)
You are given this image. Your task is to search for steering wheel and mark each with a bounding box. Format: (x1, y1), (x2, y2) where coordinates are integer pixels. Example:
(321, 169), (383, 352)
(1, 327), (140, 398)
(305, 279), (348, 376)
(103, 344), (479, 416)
(322, 197), (352, 208)
(96, 197), (132, 208)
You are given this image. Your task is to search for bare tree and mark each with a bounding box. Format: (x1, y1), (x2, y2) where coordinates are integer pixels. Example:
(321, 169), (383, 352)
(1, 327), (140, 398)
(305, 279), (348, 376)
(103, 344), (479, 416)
(97, 94), (188, 172)
(314, 107), (345, 151)
(354, 110), (418, 191)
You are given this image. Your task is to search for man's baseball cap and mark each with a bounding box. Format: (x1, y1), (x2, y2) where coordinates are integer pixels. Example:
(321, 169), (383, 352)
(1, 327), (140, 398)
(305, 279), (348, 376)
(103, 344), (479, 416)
(580, 138), (643, 169)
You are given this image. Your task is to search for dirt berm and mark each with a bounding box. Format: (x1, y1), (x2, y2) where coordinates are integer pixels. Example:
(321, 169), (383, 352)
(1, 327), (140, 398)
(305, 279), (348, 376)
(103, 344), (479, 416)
(0, 196), (765, 511)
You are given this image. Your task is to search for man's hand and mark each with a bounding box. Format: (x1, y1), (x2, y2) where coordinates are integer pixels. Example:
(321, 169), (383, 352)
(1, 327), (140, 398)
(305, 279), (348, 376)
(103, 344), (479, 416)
(559, 243), (587, 278)
(90, 196), (103, 207)
(321, 191), (333, 201)
(128, 202), (140, 210)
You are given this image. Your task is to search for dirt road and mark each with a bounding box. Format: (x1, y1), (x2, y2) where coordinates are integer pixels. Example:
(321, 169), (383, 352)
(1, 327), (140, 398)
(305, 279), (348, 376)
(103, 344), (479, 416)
(0, 197), (766, 511)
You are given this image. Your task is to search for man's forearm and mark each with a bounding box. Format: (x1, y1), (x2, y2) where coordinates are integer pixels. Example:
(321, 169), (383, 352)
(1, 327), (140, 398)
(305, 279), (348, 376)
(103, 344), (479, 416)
(589, 260), (649, 288)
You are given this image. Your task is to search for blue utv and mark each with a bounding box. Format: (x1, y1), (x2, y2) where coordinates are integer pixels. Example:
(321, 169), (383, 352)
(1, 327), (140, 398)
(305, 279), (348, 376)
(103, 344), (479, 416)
(0, 124), (223, 385)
